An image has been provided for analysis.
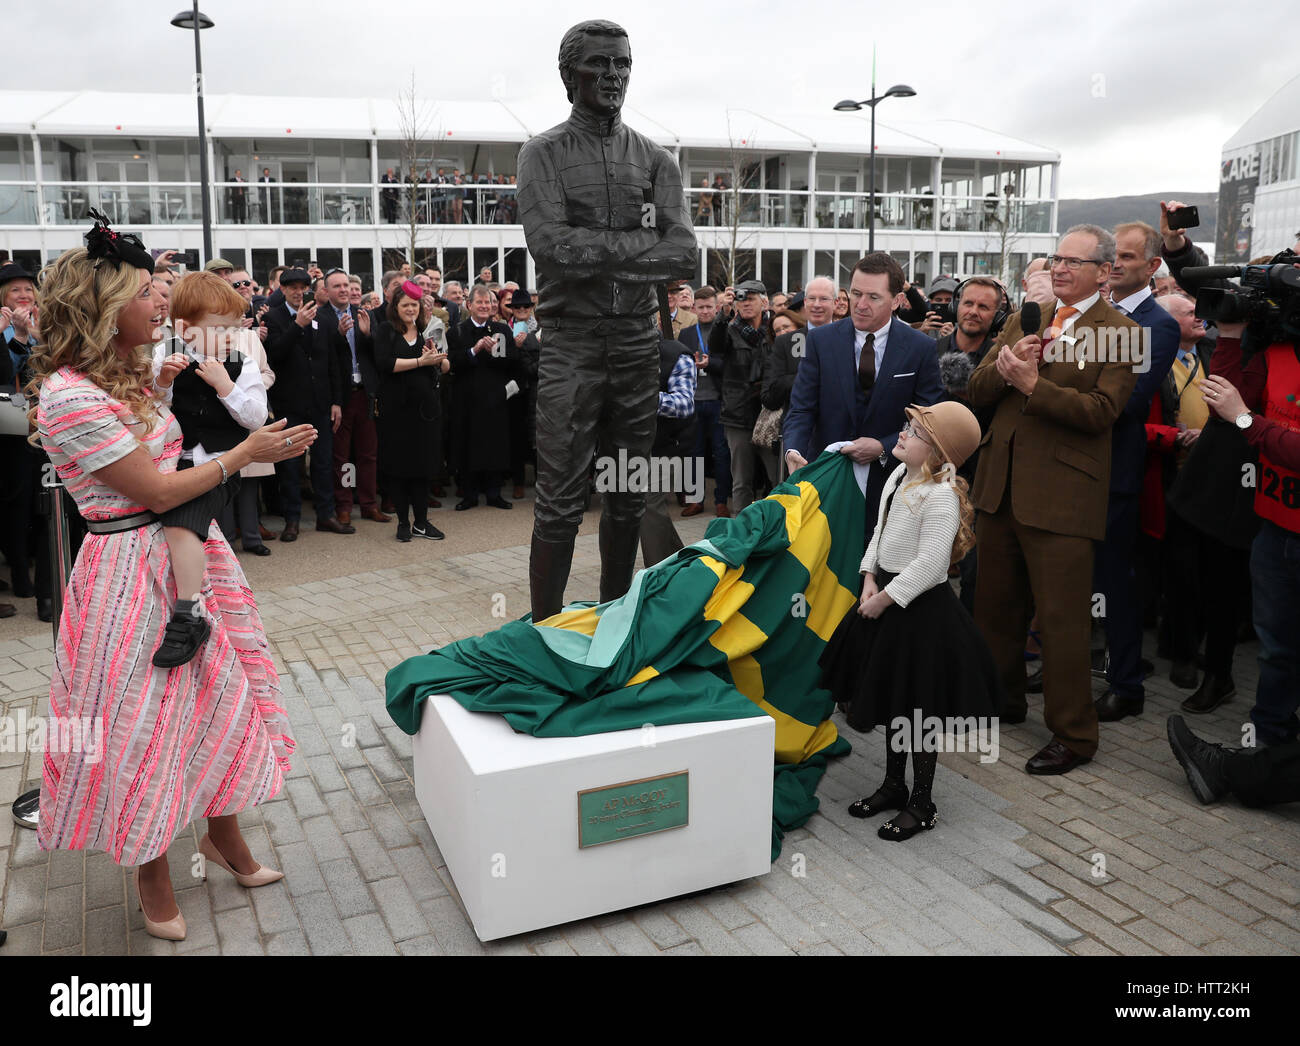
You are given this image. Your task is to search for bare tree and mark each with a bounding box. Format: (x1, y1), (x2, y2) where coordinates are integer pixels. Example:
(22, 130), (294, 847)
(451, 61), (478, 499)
(705, 113), (761, 288)
(393, 74), (443, 272)
(981, 180), (1027, 287)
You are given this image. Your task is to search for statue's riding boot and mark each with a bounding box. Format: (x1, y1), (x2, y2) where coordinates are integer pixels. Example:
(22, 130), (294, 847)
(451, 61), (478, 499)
(530, 532), (575, 623)
(598, 513), (642, 605)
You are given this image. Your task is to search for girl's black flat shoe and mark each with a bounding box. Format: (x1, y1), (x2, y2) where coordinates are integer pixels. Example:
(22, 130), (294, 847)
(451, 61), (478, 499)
(878, 802), (938, 841)
(848, 780), (909, 819)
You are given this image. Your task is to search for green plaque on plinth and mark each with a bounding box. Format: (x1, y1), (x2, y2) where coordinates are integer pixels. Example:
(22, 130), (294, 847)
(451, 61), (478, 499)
(577, 771), (689, 848)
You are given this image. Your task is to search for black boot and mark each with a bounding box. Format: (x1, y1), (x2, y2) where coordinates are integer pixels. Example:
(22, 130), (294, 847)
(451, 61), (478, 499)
(598, 514), (641, 605)
(1180, 674), (1236, 715)
(530, 533), (575, 622)
(1166, 715), (1230, 804)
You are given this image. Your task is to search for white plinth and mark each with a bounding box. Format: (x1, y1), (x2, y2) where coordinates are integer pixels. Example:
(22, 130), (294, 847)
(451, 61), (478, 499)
(412, 695), (774, 941)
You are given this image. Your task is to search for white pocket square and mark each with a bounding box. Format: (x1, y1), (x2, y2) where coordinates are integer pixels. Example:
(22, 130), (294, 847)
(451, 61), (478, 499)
(892, 371), (915, 378)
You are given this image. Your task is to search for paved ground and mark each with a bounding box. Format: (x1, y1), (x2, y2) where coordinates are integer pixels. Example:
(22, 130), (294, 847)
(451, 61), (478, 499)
(2, 496), (1298, 955)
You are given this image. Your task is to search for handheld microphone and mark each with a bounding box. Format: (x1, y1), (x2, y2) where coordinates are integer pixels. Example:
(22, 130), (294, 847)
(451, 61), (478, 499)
(1019, 301), (1041, 336)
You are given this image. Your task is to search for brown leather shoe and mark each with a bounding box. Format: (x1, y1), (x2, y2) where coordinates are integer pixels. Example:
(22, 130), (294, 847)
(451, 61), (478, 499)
(316, 516), (356, 534)
(280, 521), (300, 543)
(361, 507), (391, 522)
(429, 497), (442, 508)
(259, 524), (279, 542)
(714, 504), (732, 518)
(337, 511), (351, 526)
(381, 498), (396, 514)
(681, 503), (703, 518)
(1025, 740), (1092, 776)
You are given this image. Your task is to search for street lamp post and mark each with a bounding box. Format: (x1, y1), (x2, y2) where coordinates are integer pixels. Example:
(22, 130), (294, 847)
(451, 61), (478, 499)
(171, 4), (215, 263)
(834, 79), (916, 253)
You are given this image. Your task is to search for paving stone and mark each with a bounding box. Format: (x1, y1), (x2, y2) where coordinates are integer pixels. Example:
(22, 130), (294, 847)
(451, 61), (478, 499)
(84, 852), (127, 911)
(305, 754), (348, 794)
(261, 799), (308, 845)
(631, 907), (691, 950)
(695, 887), (758, 931)
(320, 857), (377, 919)
(738, 884), (825, 950)
(83, 904), (128, 955)
(1254, 920), (1300, 953)
(343, 912), (398, 955)
(3, 862), (47, 926)
(215, 905), (264, 956)
(397, 934), (446, 956)
(41, 883), (83, 952)
(0, 920), (42, 957)
(294, 891), (354, 956)
(1125, 917), (1206, 955)
(273, 840), (327, 896)
(345, 827), (399, 882)
(366, 802), (417, 850)
(731, 920), (798, 956)
(599, 918), (661, 955)
(1051, 899), (1159, 956)
(419, 896), (485, 955)
(46, 848), (84, 891)
(371, 876), (429, 942)
(536, 938), (578, 955)
(287, 776), (329, 820)
(264, 930), (311, 956)
(345, 765), (388, 805)
(386, 845), (446, 904)
(561, 922), (618, 956)
(249, 881), (301, 936)
(976, 883), (1083, 944)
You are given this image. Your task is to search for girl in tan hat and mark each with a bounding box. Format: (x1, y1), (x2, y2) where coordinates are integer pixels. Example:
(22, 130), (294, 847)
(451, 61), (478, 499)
(819, 400), (1003, 841)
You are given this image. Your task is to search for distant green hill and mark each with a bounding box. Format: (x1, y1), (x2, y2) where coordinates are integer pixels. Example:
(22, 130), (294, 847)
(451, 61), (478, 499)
(1057, 192), (1217, 243)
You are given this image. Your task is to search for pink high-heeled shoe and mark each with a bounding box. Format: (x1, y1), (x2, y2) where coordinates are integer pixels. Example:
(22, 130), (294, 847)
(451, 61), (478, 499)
(199, 833), (284, 888)
(133, 867), (187, 941)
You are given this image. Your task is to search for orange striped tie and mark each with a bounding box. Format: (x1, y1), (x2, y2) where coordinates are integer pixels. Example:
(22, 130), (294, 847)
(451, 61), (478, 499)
(1045, 305), (1079, 342)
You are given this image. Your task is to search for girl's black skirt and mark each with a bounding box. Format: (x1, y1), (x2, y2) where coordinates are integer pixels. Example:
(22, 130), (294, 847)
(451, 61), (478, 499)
(818, 569), (1003, 734)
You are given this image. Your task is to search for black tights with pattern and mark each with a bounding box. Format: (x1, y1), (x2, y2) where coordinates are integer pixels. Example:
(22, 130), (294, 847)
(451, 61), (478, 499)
(884, 723), (937, 810)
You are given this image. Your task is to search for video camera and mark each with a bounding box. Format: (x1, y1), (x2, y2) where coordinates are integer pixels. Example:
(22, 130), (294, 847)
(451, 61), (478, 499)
(1180, 248), (1300, 340)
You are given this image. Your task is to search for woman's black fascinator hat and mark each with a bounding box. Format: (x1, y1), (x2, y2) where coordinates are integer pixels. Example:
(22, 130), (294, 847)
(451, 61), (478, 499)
(84, 208), (154, 271)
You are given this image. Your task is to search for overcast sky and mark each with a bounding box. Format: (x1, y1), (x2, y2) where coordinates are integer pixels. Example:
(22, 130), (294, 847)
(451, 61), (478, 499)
(13, 0), (1300, 198)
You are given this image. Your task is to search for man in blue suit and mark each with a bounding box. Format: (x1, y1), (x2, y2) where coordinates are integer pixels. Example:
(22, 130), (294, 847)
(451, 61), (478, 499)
(1094, 221), (1181, 722)
(784, 253), (943, 543)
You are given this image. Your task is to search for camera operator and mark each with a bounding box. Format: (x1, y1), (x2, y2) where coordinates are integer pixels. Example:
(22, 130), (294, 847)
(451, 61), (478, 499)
(1196, 253), (1300, 749)
(913, 276), (958, 338)
(936, 276), (1004, 612)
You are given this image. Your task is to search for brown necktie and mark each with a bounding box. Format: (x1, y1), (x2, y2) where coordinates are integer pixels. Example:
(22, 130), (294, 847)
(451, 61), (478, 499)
(858, 332), (875, 393)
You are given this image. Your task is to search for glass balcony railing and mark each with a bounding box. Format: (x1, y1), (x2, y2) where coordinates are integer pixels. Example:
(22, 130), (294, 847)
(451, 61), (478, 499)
(0, 185), (40, 225)
(36, 182), (201, 226)
(373, 184), (519, 226)
(217, 183), (375, 225)
(687, 188), (1054, 235)
(1, 182), (1050, 234)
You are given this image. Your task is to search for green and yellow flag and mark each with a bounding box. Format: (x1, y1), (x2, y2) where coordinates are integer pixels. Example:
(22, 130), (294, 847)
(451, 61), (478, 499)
(386, 451), (865, 858)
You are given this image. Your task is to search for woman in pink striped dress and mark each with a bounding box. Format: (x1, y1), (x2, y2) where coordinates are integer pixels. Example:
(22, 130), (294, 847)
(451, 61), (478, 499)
(29, 221), (318, 941)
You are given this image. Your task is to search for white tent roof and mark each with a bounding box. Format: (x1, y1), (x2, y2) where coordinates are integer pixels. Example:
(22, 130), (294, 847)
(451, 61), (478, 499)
(0, 89), (1058, 161)
(1223, 71), (1300, 151)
